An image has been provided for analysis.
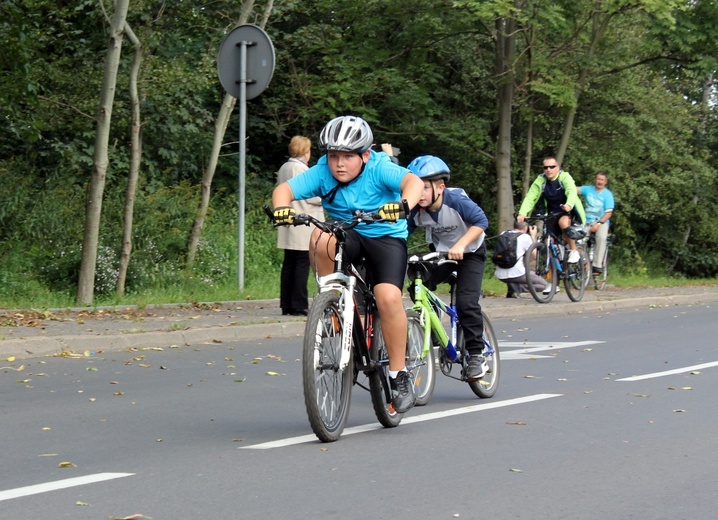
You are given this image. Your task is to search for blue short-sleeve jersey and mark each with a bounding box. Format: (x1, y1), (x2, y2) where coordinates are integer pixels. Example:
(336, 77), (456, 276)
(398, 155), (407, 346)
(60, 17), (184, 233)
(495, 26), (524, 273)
(287, 150), (410, 239)
(580, 185), (615, 225)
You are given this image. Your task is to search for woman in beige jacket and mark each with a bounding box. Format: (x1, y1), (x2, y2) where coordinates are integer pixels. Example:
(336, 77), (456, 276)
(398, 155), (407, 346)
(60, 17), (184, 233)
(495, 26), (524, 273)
(276, 136), (324, 315)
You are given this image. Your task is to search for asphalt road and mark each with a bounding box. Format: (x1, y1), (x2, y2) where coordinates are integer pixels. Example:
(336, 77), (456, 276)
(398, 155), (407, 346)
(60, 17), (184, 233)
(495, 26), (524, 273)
(1, 302), (716, 519)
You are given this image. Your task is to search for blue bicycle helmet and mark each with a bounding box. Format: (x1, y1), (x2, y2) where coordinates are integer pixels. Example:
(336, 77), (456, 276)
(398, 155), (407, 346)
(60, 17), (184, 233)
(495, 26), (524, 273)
(407, 155), (451, 181)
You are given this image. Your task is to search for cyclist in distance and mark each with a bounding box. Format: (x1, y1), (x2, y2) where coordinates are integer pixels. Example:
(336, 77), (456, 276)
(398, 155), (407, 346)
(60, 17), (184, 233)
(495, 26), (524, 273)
(578, 171), (614, 275)
(517, 156), (586, 262)
(406, 155), (490, 381)
(271, 115), (424, 413)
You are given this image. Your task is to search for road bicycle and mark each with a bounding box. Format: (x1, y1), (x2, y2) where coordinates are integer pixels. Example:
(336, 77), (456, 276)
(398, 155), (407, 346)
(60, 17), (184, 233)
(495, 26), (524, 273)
(405, 251), (499, 404)
(264, 205), (411, 442)
(523, 212), (590, 303)
(585, 230), (612, 291)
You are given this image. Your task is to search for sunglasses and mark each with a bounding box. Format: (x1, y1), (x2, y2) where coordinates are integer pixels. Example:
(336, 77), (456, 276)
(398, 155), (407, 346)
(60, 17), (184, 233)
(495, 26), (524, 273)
(543, 165), (558, 170)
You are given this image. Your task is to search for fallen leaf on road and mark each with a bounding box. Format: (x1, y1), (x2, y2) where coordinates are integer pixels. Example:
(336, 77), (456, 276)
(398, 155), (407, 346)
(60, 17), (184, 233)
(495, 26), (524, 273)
(58, 461), (75, 468)
(509, 468), (523, 473)
(266, 371), (281, 376)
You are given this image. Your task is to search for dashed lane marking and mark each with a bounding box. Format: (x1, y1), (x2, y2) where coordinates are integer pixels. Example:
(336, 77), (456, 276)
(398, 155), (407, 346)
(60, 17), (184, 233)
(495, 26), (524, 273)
(0, 473), (134, 502)
(616, 361), (718, 381)
(241, 393), (562, 449)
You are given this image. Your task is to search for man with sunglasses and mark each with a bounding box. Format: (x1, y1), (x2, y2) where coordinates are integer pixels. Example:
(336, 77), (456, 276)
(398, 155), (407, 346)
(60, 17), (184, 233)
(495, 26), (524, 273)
(516, 156), (585, 263)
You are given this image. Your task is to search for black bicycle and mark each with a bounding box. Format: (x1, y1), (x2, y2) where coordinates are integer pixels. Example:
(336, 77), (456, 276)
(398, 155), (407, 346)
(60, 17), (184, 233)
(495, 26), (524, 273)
(264, 205), (410, 442)
(523, 212), (590, 303)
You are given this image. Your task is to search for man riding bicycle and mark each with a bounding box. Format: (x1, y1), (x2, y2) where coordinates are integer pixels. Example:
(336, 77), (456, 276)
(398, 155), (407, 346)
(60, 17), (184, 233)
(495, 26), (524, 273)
(271, 115), (424, 413)
(578, 171), (614, 274)
(517, 156), (586, 262)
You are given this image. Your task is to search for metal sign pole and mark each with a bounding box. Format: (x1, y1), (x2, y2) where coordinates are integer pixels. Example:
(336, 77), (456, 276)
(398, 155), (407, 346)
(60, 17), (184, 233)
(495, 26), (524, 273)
(237, 41), (248, 291)
(217, 25), (275, 294)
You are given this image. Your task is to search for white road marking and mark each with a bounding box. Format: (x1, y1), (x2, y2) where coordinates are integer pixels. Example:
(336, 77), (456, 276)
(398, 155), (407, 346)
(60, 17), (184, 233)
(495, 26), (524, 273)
(616, 361), (718, 381)
(499, 340), (604, 360)
(241, 393), (562, 449)
(0, 472), (134, 502)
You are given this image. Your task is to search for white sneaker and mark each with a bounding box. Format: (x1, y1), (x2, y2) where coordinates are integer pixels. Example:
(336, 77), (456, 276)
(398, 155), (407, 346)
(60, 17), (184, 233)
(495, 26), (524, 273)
(542, 285), (560, 295)
(568, 250), (580, 263)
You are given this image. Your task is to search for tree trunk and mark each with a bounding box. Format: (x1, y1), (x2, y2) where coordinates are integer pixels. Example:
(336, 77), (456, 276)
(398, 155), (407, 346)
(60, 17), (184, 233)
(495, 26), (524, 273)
(522, 105), (534, 197)
(494, 14), (517, 234)
(186, 0), (266, 268)
(76, 0), (130, 305)
(117, 22), (143, 296)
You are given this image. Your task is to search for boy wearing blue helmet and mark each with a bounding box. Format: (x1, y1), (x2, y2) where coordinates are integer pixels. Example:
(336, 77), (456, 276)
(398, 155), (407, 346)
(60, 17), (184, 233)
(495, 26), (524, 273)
(407, 155), (490, 381)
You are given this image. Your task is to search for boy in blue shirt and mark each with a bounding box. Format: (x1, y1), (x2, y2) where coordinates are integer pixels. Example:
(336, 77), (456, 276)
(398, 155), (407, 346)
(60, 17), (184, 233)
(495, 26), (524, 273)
(578, 171), (615, 274)
(272, 115), (424, 413)
(406, 155), (490, 381)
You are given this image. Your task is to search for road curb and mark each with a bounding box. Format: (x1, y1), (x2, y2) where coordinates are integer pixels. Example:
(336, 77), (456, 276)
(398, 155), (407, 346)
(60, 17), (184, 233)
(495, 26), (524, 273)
(2, 293), (716, 360)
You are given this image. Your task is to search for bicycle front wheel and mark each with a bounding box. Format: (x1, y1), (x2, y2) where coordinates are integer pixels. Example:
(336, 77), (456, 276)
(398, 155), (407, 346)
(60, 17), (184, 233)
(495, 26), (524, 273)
(595, 246), (609, 291)
(524, 242), (556, 303)
(303, 291), (353, 442)
(468, 313), (500, 398)
(368, 316), (403, 428)
(565, 248), (589, 302)
(406, 310), (436, 406)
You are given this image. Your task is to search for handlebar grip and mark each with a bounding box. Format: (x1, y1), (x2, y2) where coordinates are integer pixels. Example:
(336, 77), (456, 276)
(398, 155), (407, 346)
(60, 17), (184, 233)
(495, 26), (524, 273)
(262, 204), (275, 222)
(401, 199), (410, 219)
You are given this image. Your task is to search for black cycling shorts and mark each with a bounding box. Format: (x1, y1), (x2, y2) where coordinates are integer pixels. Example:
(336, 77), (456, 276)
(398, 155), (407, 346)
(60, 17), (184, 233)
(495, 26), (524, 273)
(342, 230), (407, 289)
(546, 210), (580, 239)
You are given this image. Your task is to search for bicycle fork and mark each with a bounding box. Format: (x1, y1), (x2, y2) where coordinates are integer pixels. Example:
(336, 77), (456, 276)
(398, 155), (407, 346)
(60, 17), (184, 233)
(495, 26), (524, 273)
(317, 273), (356, 371)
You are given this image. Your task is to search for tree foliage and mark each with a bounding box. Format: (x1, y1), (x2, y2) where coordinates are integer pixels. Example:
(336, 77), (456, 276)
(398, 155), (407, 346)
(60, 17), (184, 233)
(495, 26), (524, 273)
(0, 0), (716, 304)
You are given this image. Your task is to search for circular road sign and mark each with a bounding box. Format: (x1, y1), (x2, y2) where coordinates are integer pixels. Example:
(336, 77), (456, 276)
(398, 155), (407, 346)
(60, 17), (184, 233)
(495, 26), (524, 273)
(217, 24), (275, 100)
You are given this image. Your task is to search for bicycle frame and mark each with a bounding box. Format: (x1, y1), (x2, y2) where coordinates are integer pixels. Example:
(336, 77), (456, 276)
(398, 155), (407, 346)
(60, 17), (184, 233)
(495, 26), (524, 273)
(411, 274), (461, 364)
(523, 212), (589, 303)
(264, 204), (404, 441)
(407, 252), (496, 380)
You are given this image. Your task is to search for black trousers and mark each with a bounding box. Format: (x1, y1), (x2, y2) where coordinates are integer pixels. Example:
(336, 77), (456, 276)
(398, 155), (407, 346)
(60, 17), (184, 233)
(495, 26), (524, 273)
(455, 247), (486, 356)
(280, 249), (310, 312)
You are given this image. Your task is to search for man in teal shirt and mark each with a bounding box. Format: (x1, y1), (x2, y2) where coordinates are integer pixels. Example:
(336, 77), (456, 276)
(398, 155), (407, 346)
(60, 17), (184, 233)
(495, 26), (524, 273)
(578, 171), (614, 274)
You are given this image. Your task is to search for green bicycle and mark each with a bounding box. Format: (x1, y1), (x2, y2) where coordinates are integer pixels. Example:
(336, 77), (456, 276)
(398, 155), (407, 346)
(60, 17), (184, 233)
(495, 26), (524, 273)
(405, 252), (500, 404)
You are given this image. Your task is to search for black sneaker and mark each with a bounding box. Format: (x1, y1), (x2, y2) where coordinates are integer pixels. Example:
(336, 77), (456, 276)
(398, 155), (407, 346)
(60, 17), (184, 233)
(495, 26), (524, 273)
(465, 355), (488, 381)
(390, 371), (416, 413)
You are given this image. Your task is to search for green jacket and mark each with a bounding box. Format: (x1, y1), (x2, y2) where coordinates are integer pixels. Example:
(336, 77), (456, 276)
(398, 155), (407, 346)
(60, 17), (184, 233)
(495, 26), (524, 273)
(518, 170), (586, 224)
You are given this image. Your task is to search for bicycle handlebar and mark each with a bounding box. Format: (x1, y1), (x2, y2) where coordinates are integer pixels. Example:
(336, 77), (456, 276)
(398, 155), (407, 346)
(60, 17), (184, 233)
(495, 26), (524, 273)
(407, 251), (458, 267)
(263, 200), (410, 233)
(522, 211), (566, 223)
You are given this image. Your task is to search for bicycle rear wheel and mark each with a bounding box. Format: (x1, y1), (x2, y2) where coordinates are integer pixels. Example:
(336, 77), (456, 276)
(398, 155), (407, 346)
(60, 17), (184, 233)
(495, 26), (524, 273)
(406, 311), (436, 406)
(565, 248), (589, 302)
(524, 242), (556, 303)
(368, 316), (403, 428)
(595, 245), (609, 291)
(468, 313), (500, 398)
(303, 291), (353, 442)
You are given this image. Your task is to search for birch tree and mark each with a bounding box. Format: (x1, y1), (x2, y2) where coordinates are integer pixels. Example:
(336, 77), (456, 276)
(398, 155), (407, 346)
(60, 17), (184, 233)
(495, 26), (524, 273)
(77, 0), (130, 305)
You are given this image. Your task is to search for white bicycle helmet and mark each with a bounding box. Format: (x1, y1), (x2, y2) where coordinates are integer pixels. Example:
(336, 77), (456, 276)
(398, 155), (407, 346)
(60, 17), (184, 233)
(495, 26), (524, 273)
(318, 115), (374, 153)
(565, 225), (587, 240)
